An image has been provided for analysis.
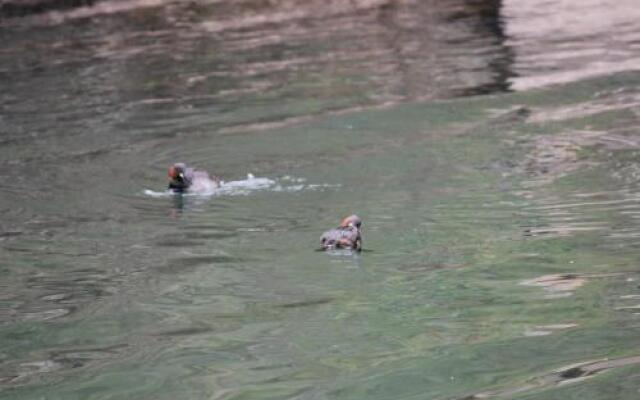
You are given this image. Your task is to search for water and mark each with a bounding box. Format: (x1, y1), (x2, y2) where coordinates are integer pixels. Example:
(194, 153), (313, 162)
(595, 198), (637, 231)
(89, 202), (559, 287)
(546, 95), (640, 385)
(2, 1), (640, 399)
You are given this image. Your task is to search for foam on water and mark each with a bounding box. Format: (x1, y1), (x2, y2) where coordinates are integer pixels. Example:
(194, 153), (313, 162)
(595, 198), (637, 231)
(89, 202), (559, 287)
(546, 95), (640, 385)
(216, 173), (276, 195)
(144, 174), (339, 198)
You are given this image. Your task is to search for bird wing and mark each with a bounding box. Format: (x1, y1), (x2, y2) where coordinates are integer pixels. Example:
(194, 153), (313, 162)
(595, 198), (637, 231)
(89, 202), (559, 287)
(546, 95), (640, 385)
(321, 227), (360, 248)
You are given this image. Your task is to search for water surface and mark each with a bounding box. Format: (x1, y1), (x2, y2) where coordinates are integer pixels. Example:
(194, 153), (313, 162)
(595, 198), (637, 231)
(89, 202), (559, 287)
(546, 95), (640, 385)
(2, 1), (640, 399)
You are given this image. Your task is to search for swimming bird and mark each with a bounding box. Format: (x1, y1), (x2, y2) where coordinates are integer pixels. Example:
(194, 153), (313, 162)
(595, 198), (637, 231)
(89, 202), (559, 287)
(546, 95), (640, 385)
(168, 163), (220, 193)
(320, 215), (362, 251)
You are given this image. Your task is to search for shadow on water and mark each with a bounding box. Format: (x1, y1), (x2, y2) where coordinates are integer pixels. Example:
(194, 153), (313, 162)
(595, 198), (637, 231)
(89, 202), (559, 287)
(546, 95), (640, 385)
(0, 0), (96, 18)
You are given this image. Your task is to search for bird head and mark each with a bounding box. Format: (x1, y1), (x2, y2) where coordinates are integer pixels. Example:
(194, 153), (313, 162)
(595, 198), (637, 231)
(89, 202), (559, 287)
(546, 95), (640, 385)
(168, 163), (188, 192)
(340, 215), (362, 230)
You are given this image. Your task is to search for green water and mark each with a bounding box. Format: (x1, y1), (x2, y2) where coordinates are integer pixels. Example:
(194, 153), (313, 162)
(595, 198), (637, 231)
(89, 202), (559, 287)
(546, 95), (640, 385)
(3, 71), (640, 399)
(3, 1), (640, 399)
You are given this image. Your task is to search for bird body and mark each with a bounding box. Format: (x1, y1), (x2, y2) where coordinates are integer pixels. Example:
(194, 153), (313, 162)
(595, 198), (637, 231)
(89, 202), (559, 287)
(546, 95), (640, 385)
(320, 215), (362, 251)
(168, 163), (220, 193)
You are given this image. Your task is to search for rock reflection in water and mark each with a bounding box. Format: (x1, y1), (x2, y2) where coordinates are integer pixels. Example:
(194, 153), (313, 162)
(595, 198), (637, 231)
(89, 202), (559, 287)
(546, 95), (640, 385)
(0, 0), (512, 142)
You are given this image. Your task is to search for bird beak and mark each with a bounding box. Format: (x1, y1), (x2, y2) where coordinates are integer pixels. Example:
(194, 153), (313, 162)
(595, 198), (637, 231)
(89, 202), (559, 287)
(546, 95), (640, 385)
(179, 173), (184, 179)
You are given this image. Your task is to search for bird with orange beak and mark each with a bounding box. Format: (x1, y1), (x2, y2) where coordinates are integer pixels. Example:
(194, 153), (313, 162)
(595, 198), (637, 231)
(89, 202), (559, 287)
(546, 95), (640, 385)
(320, 215), (362, 251)
(168, 163), (220, 193)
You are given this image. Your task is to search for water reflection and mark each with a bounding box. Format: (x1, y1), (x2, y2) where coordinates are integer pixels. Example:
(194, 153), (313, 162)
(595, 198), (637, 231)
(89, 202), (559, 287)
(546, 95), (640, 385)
(1, 0), (514, 141)
(503, 0), (640, 90)
(169, 193), (184, 218)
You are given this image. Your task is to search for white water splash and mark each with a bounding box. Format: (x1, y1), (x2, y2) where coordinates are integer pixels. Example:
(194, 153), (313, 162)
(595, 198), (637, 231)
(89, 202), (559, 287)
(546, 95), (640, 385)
(144, 174), (339, 197)
(216, 173), (275, 195)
